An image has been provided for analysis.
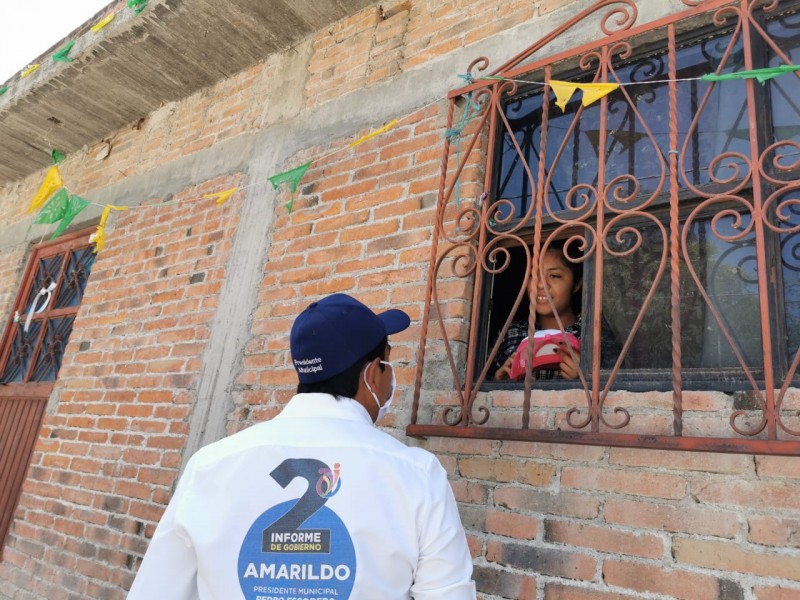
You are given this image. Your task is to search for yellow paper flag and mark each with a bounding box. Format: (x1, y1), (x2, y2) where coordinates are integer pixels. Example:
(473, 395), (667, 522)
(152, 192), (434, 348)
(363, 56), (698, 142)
(349, 119), (398, 148)
(203, 187), (238, 206)
(21, 64), (40, 77)
(549, 80), (579, 112)
(91, 13), (115, 32)
(90, 228), (106, 253)
(579, 82), (619, 107)
(90, 205), (128, 253)
(28, 166), (64, 213)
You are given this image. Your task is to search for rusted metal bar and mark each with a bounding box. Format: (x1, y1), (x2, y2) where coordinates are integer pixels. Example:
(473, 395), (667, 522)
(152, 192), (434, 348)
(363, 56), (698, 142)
(411, 98), (454, 426)
(739, 0), (777, 440)
(462, 84), (501, 426)
(668, 23), (683, 436)
(407, 423), (800, 457)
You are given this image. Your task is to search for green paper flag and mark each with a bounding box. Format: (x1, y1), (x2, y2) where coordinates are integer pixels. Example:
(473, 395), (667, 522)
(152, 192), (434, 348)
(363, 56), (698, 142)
(51, 149), (65, 165)
(701, 65), (800, 85)
(34, 188), (70, 224)
(128, 0), (148, 14)
(52, 40), (76, 62)
(268, 161), (312, 212)
(51, 194), (90, 240)
(0, 86), (8, 95)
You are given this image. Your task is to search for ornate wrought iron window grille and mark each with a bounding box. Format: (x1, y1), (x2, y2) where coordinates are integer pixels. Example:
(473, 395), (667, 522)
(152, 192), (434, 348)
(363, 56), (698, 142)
(409, 0), (800, 455)
(1, 236), (94, 386)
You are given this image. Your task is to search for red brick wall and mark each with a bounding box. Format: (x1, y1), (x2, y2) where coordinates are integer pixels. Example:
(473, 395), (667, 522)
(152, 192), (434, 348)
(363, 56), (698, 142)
(235, 101), (459, 431)
(0, 175), (244, 599)
(453, 443), (800, 599)
(1, 1), (799, 599)
(304, 0), (548, 105)
(0, 245), (29, 330)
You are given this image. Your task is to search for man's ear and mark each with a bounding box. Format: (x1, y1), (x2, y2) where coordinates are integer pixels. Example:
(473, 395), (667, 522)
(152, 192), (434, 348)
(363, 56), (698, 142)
(363, 357), (382, 388)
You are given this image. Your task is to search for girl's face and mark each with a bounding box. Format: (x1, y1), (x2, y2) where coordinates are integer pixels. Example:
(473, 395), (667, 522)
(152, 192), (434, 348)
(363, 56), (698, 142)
(534, 249), (581, 325)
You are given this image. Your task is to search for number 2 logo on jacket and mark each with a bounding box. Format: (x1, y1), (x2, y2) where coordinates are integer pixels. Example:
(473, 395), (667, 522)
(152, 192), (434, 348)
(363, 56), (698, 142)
(238, 459), (356, 600)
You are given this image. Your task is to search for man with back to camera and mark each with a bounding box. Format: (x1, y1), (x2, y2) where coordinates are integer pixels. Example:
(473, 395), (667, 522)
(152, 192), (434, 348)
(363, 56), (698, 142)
(127, 293), (476, 600)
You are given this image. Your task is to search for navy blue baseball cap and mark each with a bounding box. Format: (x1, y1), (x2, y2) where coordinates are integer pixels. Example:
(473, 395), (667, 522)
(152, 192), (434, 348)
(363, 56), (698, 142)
(290, 293), (411, 383)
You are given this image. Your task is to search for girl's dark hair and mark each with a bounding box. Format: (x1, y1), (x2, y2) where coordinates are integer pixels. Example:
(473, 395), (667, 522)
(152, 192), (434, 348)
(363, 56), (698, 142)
(297, 337), (388, 399)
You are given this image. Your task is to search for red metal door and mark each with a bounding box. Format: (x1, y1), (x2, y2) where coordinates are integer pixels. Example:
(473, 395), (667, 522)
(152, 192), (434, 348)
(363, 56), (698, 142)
(0, 395), (47, 551)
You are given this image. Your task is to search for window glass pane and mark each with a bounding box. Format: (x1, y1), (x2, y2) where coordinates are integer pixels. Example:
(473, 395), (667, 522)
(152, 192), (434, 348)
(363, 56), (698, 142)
(30, 317), (75, 382)
(766, 10), (800, 365)
(676, 34), (748, 190)
(599, 214), (763, 372)
(780, 201), (800, 361)
(600, 223), (671, 370)
(768, 7), (800, 78)
(766, 11), (800, 165)
(25, 255), (63, 309)
(496, 93), (543, 219)
(54, 247), (96, 309)
(543, 99), (601, 216)
(495, 30), (747, 222)
(687, 215), (762, 369)
(0, 322), (41, 384)
(497, 79), (667, 219)
(604, 59), (669, 207)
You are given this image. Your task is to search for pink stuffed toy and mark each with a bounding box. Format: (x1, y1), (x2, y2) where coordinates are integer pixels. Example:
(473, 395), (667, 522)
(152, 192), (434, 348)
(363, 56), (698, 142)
(509, 329), (580, 379)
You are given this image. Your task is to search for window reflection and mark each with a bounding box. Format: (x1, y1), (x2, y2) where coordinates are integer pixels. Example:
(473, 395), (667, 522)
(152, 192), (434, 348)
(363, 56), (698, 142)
(53, 247), (96, 309)
(768, 13), (800, 175)
(30, 317), (75, 382)
(781, 201), (800, 360)
(598, 216), (762, 372)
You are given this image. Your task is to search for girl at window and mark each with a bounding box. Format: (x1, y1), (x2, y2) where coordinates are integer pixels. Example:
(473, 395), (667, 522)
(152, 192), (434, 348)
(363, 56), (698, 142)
(493, 242), (583, 380)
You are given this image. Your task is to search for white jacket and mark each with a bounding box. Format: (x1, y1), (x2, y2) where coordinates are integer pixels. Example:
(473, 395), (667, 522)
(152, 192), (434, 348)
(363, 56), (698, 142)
(128, 393), (475, 600)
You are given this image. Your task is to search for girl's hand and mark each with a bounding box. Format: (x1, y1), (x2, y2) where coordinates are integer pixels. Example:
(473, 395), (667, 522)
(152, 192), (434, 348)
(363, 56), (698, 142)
(494, 355), (514, 380)
(558, 344), (581, 379)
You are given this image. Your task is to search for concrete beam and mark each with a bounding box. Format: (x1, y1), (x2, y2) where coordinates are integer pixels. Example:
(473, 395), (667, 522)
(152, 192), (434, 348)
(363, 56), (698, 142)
(0, 0), (376, 185)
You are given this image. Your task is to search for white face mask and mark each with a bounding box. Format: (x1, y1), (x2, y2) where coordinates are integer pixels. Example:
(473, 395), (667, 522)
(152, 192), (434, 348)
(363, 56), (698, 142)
(363, 360), (395, 423)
